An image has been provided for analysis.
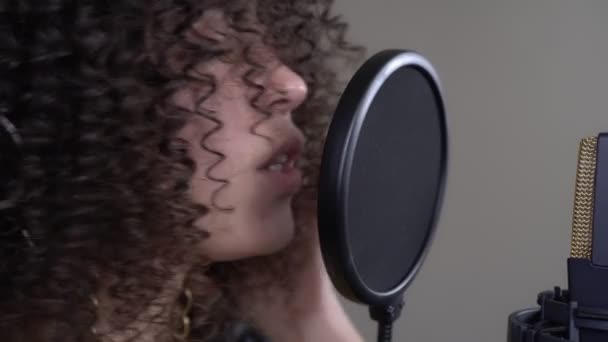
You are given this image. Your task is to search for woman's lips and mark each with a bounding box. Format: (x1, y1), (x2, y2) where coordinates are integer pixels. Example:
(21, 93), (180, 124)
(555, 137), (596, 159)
(258, 136), (304, 170)
(259, 154), (303, 196)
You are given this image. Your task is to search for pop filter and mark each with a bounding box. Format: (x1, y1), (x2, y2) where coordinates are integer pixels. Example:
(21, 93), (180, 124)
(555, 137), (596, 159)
(317, 50), (448, 341)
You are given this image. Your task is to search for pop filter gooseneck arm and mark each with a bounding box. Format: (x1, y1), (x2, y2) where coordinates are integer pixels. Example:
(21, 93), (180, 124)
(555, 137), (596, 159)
(370, 298), (404, 342)
(318, 50), (448, 342)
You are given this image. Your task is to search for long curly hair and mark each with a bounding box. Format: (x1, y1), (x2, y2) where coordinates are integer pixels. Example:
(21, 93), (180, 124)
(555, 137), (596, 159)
(0, 0), (362, 341)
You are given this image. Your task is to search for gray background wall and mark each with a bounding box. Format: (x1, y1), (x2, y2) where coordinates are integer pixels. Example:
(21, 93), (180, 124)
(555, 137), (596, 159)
(331, 1), (608, 341)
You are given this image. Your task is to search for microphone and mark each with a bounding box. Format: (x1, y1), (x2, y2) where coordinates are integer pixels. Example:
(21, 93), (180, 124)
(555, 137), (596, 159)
(567, 133), (608, 342)
(508, 133), (608, 342)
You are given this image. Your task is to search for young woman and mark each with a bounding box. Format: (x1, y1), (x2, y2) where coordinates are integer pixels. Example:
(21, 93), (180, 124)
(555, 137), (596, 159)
(0, 0), (363, 341)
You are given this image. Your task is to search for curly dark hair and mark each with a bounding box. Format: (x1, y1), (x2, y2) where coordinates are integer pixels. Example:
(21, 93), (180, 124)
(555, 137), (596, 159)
(0, 0), (362, 341)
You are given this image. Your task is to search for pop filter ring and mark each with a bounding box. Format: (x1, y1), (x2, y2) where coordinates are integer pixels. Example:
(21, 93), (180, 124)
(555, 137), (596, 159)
(318, 49), (448, 307)
(318, 49), (448, 342)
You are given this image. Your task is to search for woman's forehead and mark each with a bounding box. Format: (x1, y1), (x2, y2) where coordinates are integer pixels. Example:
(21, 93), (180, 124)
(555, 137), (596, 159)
(191, 9), (231, 39)
(190, 5), (262, 38)
(186, 7), (277, 64)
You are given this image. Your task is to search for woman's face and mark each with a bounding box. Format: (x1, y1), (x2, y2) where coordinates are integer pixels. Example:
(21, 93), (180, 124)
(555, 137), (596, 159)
(174, 11), (309, 261)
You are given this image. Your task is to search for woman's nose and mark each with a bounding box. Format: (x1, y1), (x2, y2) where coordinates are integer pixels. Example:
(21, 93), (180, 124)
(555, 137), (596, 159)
(266, 65), (309, 114)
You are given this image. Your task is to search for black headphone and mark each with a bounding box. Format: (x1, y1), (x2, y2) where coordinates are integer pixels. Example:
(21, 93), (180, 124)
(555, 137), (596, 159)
(0, 115), (23, 211)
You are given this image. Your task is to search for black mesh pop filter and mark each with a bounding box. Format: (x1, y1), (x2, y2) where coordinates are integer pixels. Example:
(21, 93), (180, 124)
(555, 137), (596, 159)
(317, 50), (447, 341)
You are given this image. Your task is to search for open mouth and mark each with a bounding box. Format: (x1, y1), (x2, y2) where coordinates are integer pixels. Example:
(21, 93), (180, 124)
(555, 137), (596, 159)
(258, 139), (304, 194)
(263, 151), (299, 173)
(258, 137), (304, 172)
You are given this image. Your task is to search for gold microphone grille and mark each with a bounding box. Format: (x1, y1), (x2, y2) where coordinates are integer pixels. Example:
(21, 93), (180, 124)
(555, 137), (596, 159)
(570, 137), (598, 259)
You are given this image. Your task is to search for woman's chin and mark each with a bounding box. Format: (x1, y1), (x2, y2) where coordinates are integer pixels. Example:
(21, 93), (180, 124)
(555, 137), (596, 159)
(264, 223), (295, 255)
(201, 222), (296, 261)
(253, 204), (299, 256)
(255, 220), (297, 257)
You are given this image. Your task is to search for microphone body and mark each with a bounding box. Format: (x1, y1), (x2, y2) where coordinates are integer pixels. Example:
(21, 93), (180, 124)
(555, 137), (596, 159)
(508, 133), (608, 342)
